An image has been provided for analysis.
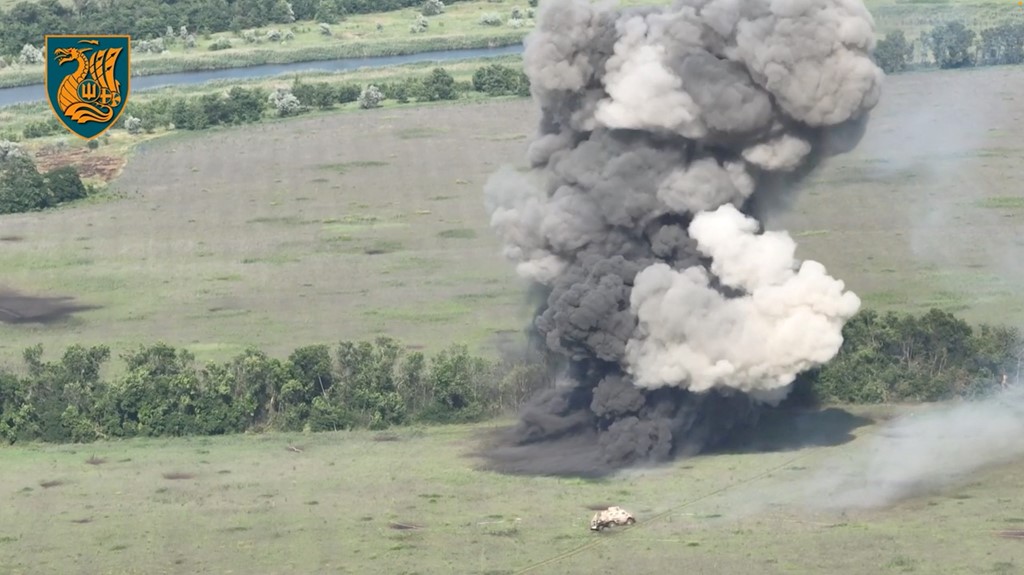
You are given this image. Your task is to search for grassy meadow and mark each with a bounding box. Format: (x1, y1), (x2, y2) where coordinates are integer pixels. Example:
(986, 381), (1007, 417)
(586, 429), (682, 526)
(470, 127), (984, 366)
(1, 404), (1022, 575)
(4, 63), (1024, 370)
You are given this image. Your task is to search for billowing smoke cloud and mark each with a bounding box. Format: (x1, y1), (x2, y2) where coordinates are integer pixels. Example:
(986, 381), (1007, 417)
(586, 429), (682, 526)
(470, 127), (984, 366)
(480, 0), (883, 475)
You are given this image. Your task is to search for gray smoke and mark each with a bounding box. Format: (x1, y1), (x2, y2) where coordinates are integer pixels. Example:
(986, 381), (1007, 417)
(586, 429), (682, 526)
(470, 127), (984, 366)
(480, 0), (883, 476)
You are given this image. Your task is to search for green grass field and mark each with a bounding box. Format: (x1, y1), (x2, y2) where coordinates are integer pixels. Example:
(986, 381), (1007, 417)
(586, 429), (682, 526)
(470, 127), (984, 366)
(4, 63), (1024, 370)
(1, 403), (1022, 575)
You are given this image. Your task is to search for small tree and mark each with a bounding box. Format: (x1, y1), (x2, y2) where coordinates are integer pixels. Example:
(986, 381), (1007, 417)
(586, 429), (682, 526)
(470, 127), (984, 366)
(268, 86), (303, 116)
(358, 85), (383, 109)
(17, 44), (44, 65)
(926, 21), (976, 69)
(419, 68), (458, 101)
(479, 13), (503, 26)
(124, 115), (143, 134)
(0, 140), (24, 162)
(874, 30), (913, 73)
(421, 0), (444, 16)
(410, 14), (429, 33)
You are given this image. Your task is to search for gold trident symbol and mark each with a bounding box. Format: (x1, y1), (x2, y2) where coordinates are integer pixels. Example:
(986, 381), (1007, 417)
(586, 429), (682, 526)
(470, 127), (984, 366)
(80, 81), (98, 101)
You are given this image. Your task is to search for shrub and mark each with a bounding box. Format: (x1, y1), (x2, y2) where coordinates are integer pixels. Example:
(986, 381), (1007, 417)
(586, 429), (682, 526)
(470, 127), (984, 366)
(875, 30), (913, 73)
(419, 67), (458, 101)
(472, 63), (530, 96)
(268, 86), (303, 117)
(17, 44), (43, 65)
(479, 13), (503, 26)
(421, 0), (445, 16)
(124, 115), (143, 134)
(292, 80), (337, 109)
(358, 85), (384, 109)
(336, 83), (362, 103)
(208, 38), (232, 51)
(410, 14), (429, 33)
(0, 154), (90, 215)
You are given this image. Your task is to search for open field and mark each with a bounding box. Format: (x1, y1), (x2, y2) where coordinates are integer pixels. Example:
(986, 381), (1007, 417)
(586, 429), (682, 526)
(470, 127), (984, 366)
(0, 403), (1022, 574)
(3, 64), (1024, 369)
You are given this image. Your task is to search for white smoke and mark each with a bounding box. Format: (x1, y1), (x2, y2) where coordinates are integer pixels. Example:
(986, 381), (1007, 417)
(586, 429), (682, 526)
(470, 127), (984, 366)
(801, 387), (1024, 509)
(625, 204), (861, 400)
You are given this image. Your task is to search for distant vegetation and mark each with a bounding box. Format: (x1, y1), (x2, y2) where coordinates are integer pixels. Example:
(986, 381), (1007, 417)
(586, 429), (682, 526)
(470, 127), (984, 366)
(0, 337), (551, 444)
(802, 308), (1020, 404)
(0, 0), (537, 88)
(1, 307), (1018, 445)
(876, 21), (1024, 73)
(0, 0), (480, 58)
(0, 141), (93, 214)
(1, 63), (529, 150)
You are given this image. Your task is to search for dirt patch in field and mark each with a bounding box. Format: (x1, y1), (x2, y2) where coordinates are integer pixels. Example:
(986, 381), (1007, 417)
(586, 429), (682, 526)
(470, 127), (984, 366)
(0, 286), (99, 324)
(996, 530), (1024, 540)
(33, 146), (126, 182)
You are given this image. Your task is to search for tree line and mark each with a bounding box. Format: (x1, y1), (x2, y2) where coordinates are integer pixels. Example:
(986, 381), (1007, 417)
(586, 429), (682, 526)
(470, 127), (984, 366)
(0, 0), (478, 59)
(1, 307), (1019, 444)
(0, 338), (551, 444)
(875, 21), (1024, 74)
(107, 64), (526, 137)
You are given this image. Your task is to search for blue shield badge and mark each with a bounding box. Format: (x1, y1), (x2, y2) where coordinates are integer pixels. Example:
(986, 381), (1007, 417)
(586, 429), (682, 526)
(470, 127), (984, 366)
(45, 35), (131, 140)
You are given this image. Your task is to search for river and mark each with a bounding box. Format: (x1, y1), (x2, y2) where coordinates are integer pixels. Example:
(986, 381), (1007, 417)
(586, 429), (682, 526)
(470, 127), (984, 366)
(0, 43), (525, 109)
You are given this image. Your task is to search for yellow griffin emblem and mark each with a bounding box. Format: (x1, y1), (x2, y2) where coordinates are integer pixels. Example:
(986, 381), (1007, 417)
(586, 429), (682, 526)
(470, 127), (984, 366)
(45, 35), (131, 140)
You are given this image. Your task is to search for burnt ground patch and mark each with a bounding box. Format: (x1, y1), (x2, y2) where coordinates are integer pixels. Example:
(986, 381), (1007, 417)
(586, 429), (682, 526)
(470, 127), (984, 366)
(0, 287), (99, 324)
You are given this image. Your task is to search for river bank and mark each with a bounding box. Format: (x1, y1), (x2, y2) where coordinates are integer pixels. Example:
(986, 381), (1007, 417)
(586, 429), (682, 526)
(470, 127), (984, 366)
(0, 31), (527, 90)
(0, 43), (525, 108)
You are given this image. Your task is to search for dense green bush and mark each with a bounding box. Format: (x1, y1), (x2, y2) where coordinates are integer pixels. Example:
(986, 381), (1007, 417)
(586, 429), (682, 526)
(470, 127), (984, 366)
(804, 308), (1019, 404)
(472, 63), (530, 96)
(167, 86), (269, 130)
(0, 150), (92, 214)
(874, 30), (913, 74)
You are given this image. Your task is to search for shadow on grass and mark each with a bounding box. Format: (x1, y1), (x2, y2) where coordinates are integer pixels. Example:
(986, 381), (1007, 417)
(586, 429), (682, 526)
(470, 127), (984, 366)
(473, 405), (874, 479)
(0, 286), (100, 324)
(714, 406), (874, 455)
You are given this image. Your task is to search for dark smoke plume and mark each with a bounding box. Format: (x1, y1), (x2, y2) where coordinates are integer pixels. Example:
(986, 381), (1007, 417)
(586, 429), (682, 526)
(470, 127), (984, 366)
(480, 0), (883, 476)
